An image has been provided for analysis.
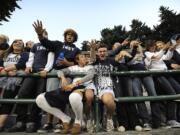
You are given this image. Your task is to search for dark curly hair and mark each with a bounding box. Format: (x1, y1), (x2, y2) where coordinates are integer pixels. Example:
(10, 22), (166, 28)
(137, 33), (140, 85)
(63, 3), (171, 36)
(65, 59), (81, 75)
(97, 43), (108, 50)
(63, 28), (78, 42)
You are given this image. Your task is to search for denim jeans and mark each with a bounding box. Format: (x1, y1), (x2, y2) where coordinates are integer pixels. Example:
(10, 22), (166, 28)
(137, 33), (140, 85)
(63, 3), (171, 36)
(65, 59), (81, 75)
(154, 76), (177, 121)
(115, 77), (141, 129)
(132, 76), (162, 127)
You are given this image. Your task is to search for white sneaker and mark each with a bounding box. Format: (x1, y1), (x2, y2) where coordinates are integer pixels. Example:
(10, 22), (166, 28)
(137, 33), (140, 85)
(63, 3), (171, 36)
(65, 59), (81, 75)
(106, 119), (114, 132)
(117, 126), (126, 132)
(167, 120), (180, 128)
(143, 123), (152, 131)
(135, 125), (143, 131)
(86, 119), (94, 133)
(53, 123), (63, 133)
(81, 120), (86, 131)
(159, 122), (171, 129)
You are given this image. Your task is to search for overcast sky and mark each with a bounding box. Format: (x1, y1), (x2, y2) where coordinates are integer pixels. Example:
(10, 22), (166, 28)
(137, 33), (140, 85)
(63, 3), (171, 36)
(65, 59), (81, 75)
(0, 0), (180, 48)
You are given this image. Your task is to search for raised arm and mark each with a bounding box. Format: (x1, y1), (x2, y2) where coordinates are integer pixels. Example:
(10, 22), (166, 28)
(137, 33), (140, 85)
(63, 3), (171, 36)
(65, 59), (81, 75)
(88, 40), (98, 63)
(108, 39), (129, 57)
(32, 20), (45, 40)
(33, 20), (60, 51)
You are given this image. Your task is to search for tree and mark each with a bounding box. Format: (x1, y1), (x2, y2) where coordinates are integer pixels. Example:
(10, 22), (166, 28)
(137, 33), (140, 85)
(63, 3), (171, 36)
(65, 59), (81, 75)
(128, 19), (152, 43)
(81, 40), (90, 51)
(0, 0), (21, 25)
(100, 6), (180, 46)
(101, 25), (127, 49)
(153, 6), (180, 42)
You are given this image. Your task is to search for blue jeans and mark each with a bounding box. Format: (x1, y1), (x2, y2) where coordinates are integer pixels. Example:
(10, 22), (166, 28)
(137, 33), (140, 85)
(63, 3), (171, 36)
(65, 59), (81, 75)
(154, 76), (177, 121)
(133, 76), (162, 127)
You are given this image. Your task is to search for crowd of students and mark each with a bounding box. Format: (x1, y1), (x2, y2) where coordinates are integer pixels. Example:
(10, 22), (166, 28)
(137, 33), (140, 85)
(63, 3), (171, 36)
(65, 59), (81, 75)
(0, 20), (180, 134)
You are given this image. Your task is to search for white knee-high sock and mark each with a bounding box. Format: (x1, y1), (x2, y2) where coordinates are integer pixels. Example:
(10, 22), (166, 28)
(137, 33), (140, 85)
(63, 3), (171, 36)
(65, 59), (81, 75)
(36, 93), (71, 123)
(69, 93), (83, 125)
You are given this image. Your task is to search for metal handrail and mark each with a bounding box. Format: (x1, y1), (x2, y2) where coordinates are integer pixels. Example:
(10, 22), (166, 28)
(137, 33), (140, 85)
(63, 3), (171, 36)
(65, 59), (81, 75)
(0, 94), (180, 104)
(0, 69), (180, 77)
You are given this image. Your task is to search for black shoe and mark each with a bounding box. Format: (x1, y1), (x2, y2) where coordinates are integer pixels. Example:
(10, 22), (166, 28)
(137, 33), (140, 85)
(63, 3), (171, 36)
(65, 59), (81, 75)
(6, 122), (25, 132)
(37, 123), (53, 133)
(0, 126), (4, 132)
(26, 122), (37, 133)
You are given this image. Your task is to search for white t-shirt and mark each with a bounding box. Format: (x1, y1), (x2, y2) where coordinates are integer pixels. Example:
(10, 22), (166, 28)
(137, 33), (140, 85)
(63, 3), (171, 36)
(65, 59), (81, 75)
(144, 50), (173, 70)
(3, 53), (21, 68)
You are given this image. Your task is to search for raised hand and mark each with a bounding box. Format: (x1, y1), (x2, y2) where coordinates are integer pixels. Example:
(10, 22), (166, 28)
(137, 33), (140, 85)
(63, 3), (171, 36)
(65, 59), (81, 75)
(121, 38), (130, 46)
(115, 50), (132, 61)
(88, 39), (98, 63)
(32, 20), (44, 35)
(130, 40), (141, 48)
(88, 39), (98, 50)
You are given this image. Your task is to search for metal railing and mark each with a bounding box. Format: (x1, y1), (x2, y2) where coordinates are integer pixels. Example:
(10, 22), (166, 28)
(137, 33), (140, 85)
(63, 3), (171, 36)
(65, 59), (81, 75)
(0, 69), (180, 132)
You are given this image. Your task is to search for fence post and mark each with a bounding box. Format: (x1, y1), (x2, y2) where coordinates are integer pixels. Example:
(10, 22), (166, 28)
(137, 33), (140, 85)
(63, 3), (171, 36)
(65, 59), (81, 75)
(95, 96), (100, 132)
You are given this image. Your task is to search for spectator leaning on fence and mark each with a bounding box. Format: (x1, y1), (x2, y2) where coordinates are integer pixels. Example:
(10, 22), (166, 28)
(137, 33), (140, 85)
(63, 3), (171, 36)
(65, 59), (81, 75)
(36, 52), (95, 134)
(0, 39), (29, 132)
(126, 39), (163, 130)
(155, 40), (180, 123)
(171, 34), (180, 65)
(0, 34), (9, 67)
(170, 34), (180, 72)
(7, 31), (54, 133)
(144, 40), (180, 128)
(33, 20), (80, 133)
(114, 41), (143, 131)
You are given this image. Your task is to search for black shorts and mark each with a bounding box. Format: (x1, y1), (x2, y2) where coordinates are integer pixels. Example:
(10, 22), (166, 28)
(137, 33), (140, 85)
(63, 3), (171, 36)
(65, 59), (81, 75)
(45, 86), (85, 111)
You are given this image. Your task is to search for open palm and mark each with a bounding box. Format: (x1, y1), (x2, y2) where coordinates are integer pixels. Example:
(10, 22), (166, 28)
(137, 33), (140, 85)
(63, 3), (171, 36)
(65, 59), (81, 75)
(32, 20), (44, 35)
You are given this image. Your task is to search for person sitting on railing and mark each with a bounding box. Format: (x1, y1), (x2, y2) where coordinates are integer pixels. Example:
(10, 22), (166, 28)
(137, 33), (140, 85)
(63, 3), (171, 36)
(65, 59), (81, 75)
(7, 31), (54, 133)
(89, 43), (131, 132)
(144, 39), (180, 128)
(36, 52), (95, 134)
(127, 39), (163, 130)
(0, 39), (29, 132)
(33, 20), (81, 133)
